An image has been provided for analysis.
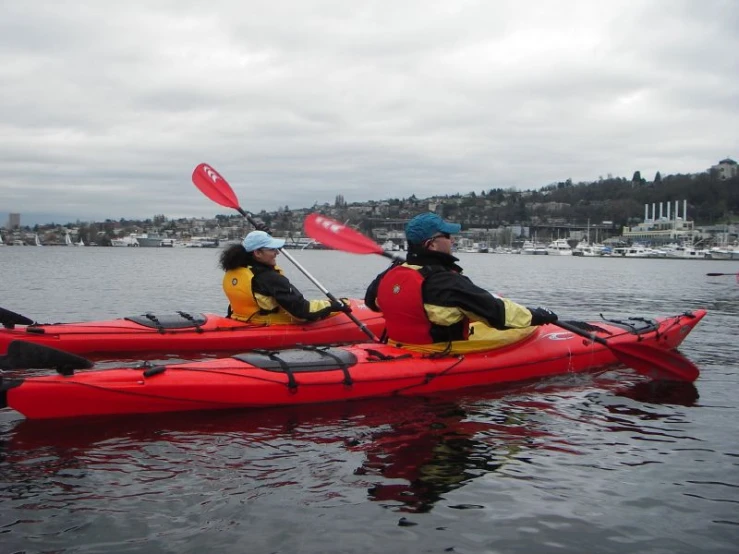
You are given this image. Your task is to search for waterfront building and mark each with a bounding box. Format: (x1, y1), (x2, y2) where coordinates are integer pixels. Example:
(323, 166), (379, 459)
(621, 200), (699, 245)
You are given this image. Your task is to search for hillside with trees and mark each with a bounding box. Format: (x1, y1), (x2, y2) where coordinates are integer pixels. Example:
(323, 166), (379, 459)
(5, 167), (737, 246)
(296, 169), (739, 234)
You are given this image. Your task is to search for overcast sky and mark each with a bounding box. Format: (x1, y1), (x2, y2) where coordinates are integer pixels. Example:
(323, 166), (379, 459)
(1, 0), (737, 225)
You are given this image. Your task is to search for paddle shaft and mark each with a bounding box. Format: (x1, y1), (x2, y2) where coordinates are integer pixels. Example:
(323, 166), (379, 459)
(237, 209), (330, 294)
(706, 272), (739, 276)
(380, 251), (402, 262)
(191, 166), (380, 342)
(554, 320), (610, 347)
(242, 211), (380, 341)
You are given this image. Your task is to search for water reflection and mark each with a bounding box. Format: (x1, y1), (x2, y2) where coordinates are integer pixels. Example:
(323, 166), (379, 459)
(358, 397), (577, 514)
(1, 373), (700, 518)
(614, 380), (700, 407)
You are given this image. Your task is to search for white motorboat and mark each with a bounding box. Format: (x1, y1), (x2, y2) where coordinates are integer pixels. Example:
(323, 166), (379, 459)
(111, 235), (139, 247)
(380, 240), (399, 252)
(661, 242), (707, 259)
(456, 238), (489, 253)
(182, 237), (219, 248)
(130, 233), (165, 247)
(572, 241), (605, 257)
(706, 246), (739, 260)
(546, 239), (573, 256)
(611, 244), (661, 258)
(521, 240), (548, 255)
(612, 245), (644, 257)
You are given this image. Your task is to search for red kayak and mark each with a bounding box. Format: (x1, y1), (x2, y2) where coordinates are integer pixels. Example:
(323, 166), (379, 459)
(1, 309), (705, 420)
(0, 299), (385, 356)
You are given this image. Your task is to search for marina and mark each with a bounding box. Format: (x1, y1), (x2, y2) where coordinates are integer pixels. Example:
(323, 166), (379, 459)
(2, 234), (737, 261)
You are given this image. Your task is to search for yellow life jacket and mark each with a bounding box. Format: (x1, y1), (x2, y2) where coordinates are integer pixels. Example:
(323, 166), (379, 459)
(222, 266), (298, 325)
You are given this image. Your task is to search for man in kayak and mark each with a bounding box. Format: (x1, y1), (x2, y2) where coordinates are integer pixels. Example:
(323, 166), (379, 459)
(365, 213), (558, 349)
(220, 230), (346, 324)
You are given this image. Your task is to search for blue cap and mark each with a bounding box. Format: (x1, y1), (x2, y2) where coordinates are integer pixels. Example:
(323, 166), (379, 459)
(242, 230), (285, 252)
(405, 213), (461, 244)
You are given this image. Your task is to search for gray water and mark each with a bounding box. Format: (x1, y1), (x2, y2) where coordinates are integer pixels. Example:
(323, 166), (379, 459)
(1, 247), (738, 553)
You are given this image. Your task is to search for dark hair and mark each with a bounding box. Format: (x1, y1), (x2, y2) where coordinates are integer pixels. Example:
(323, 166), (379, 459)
(219, 243), (254, 271)
(406, 241), (426, 256)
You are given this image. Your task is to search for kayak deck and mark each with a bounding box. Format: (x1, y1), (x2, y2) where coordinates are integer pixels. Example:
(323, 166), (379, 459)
(0, 299), (386, 355)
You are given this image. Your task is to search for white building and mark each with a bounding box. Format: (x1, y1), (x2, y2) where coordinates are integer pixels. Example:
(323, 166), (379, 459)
(621, 200), (698, 244)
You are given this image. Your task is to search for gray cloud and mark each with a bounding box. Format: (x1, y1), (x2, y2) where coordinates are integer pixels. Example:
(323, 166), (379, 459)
(1, 0), (737, 225)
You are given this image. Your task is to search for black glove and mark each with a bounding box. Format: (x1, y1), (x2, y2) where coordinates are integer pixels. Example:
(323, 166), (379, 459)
(253, 220), (272, 233)
(331, 299), (352, 314)
(528, 307), (558, 326)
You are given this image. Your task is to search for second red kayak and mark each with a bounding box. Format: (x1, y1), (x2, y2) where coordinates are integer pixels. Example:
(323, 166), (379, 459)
(0, 299), (385, 356)
(1, 309), (705, 420)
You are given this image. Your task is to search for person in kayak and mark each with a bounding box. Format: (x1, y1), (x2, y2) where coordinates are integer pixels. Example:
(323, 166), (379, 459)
(365, 213), (558, 349)
(220, 230), (346, 324)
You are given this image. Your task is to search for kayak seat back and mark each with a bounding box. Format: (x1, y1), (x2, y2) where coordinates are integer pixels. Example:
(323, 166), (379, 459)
(234, 347), (358, 373)
(125, 312), (208, 330)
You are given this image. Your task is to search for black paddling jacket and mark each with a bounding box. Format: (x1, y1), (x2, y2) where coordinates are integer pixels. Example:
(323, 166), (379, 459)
(365, 250), (534, 344)
(224, 262), (336, 323)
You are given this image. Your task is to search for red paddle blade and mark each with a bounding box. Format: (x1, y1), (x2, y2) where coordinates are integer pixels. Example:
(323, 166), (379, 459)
(192, 163), (240, 210)
(609, 340), (700, 382)
(304, 214), (384, 255)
